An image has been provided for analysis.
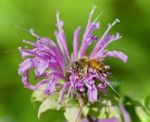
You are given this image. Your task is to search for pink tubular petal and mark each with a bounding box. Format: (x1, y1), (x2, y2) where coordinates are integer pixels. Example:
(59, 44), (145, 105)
(87, 85), (97, 103)
(22, 71), (35, 90)
(41, 38), (65, 70)
(58, 82), (71, 104)
(79, 6), (100, 57)
(102, 50), (128, 63)
(81, 117), (97, 122)
(18, 58), (33, 75)
(55, 11), (70, 61)
(35, 60), (49, 75)
(22, 39), (35, 46)
(81, 118), (89, 122)
(73, 27), (81, 61)
(48, 72), (65, 80)
(19, 47), (32, 58)
(82, 117), (120, 122)
(44, 76), (56, 95)
(36, 37), (65, 71)
(91, 33), (121, 59)
(34, 79), (48, 89)
(120, 104), (131, 122)
(93, 33), (121, 59)
(30, 28), (41, 39)
(90, 19), (120, 58)
(97, 117), (120, 122)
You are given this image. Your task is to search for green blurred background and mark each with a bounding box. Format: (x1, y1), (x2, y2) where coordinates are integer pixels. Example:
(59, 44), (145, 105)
(0, 0), (150, 122)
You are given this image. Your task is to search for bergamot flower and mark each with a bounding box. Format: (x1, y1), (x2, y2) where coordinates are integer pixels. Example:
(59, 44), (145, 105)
(18, 6), (128, 122)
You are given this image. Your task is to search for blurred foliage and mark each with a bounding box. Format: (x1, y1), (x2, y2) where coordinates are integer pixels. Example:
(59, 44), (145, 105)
(0, 0), (150, 122)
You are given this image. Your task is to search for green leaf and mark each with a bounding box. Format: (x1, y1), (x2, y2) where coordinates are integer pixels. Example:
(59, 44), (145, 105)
(135, 107), (150, 122)
(82, 105), (89, 117)
(57, 79), (65, 84)
(123, 96), (141, 122)
(64, 106), (80, 122)
(38, 97), (61, 119)
(98, 106), (121, 120)
(31, 84), (48, 102)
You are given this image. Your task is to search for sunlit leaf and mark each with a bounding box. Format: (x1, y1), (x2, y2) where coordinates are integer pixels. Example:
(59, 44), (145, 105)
(64, 106), (80, 122)
(135, 107), (150, 122)
(82, 105), (89, 117)
(38, 98), (61, 119)
(31, 84), (48, 102)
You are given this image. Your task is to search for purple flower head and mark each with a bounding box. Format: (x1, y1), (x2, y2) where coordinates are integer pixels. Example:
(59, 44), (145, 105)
(18, 7), (128, 104)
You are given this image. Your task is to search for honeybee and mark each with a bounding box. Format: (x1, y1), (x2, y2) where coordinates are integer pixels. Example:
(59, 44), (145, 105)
(70, 57), (106, 78)
(88, 59), (106, 72)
